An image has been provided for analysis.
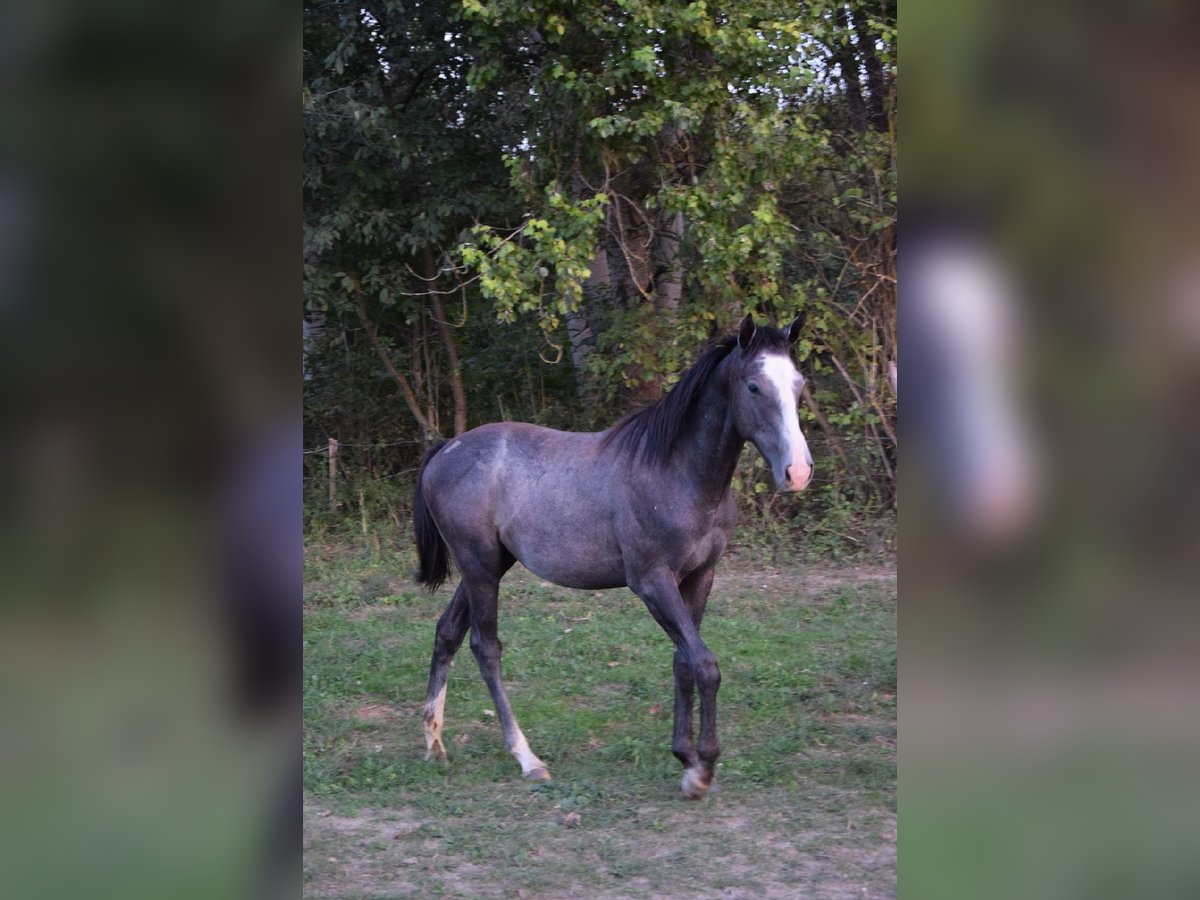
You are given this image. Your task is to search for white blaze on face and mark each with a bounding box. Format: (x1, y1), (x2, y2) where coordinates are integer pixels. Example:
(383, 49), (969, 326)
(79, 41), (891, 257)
(758, 353), (812, 490)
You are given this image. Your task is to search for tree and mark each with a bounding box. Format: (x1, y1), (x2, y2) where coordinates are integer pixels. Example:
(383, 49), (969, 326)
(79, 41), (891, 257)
(304, 0), (524, 439)
(456, 1), (896, 503)
(303, 0), (897, 526)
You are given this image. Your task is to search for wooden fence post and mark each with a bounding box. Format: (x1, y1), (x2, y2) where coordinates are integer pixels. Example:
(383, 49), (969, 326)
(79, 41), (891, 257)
(328, 437), (339, 508)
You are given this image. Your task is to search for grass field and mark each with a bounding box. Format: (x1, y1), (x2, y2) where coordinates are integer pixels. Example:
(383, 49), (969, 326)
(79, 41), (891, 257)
(304, 537), (895, 899)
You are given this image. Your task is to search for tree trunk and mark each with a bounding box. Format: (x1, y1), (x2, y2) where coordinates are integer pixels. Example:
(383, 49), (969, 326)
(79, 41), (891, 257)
(354, 289), (435, 439)
(609, 194), (653, 302)
(566, 247), (609, 395)
(653, 209), (684, 313)
(851, 4), (889, 132)
(424, 247), (468, 436)
(302, 306), (325, 381)
(412, 317), (441, 438)
(602, 203), (633, 309)
(834, 7), (867, 133)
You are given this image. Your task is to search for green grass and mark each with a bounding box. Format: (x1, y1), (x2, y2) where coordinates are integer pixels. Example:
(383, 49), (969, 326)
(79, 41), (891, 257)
(304, 538), (895, 898)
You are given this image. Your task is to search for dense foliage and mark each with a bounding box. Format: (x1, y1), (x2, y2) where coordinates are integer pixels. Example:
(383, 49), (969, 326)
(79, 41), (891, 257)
(303, 0), (895, 551)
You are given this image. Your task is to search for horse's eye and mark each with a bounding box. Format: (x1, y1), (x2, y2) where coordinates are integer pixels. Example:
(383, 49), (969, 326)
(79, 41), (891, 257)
(748, 382), (760, 394)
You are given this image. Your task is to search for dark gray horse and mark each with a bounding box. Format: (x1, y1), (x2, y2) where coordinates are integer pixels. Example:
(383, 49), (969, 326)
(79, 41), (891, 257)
(412, 315), (812, 798)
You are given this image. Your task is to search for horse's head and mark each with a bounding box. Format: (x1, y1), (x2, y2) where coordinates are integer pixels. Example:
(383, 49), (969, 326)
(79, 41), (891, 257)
(729, 315), (813, 492)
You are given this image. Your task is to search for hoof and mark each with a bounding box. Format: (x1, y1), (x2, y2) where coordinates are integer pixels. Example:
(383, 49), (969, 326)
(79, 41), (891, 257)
(523, 766), (552, 783)
(680, 767), (712, 800)
(423, 739), (447, 762)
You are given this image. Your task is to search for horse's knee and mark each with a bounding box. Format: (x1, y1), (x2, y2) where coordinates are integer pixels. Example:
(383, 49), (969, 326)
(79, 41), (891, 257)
(691, 650), (720, 690)
(673, 651), (694, 684)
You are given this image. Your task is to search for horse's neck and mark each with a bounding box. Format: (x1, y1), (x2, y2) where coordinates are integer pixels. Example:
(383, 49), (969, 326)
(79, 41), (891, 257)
(675, 358), (744, 500)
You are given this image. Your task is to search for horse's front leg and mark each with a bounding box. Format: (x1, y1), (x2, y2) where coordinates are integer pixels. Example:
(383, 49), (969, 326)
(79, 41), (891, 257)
(670, 567), (717, 776)
(631, 566), (721, 799)
(671, 647), (698, 772)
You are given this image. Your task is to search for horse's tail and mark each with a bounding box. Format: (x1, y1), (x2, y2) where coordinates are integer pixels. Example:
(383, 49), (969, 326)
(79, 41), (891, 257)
(413, 440), (452, 591)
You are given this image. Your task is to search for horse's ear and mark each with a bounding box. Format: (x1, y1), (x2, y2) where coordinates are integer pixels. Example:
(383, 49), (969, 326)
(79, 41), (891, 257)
(785, 313), (805, 345)
(738, 314), (756, 351)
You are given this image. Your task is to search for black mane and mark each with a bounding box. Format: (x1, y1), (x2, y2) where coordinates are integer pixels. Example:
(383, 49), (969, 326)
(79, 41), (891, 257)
(601, 325), (790, 466)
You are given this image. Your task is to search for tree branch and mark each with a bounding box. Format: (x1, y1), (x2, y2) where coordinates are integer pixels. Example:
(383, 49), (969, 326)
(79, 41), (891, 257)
(353, 286), (436, 439)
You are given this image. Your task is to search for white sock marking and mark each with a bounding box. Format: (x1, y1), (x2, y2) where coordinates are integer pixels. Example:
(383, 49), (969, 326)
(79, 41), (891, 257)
(424, 684), (448, 753)
(509, 728), (546, 775)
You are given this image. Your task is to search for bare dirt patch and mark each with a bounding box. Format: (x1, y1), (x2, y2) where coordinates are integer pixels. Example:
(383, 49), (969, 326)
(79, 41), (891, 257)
(714, 561), (895, 601)
(351, 704), (399, 723)
(304, 793), (896, 899)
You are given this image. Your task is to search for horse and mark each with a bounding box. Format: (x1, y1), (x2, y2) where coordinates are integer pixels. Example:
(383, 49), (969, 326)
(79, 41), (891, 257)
(411, 315), (813, 799)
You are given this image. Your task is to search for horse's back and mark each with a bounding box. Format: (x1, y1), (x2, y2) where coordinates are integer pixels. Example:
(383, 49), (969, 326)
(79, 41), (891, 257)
(422, 421), (604, 494)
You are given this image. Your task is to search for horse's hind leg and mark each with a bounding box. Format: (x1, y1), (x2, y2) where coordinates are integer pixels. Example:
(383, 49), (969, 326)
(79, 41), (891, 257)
(462, 564), (551, 782)
(422, 583), (470, 760)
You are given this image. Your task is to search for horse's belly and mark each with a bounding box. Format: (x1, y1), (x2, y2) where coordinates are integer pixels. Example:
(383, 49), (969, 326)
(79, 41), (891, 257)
(503, 522), (627, 591)
(520, 557), (627, 591)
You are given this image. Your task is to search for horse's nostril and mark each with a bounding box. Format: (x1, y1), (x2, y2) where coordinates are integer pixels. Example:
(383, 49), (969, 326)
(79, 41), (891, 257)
(785, 465), (793, 485)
